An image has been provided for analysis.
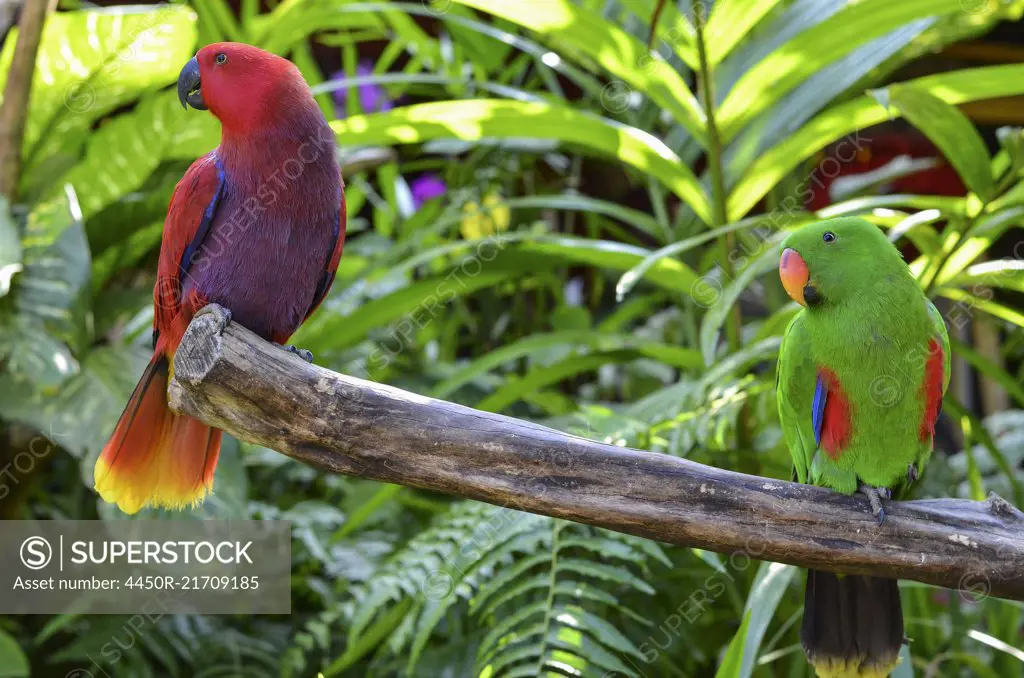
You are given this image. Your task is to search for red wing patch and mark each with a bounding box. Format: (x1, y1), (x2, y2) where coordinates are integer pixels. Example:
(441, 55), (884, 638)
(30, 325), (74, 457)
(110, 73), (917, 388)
(919, 338), (945, 442)
(819, 368), (853, 460)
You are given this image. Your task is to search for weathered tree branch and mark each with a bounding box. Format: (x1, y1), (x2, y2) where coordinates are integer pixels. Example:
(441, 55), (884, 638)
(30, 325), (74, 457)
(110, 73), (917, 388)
(169, 305), (1024, 601)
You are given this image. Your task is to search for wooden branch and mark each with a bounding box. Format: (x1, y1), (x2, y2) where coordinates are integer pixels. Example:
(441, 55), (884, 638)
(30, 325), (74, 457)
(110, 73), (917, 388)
(0, 0), (54, 199)
(169, 305), (1024, 601)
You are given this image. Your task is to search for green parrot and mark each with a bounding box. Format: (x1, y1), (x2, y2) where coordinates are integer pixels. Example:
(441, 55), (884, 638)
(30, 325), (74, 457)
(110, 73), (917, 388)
(776, 217), (950, 678)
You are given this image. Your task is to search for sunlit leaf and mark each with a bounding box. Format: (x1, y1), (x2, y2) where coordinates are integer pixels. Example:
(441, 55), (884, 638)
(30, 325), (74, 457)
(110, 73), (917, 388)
(730, 64), (1024, 219)
(453, 0), (708, 143)
(874, 86), (993, 199)
(705, 0), (784, 66)
(716, 0), (965, 142)
(0, 630), (29, 678)
(330, 100), (712, 223)
(0, 5), (198, 193)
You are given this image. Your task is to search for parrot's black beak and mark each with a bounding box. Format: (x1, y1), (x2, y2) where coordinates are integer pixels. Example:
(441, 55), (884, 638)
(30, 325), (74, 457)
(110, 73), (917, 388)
(177, 57), (206, 111)
(803, 284), (822, 306)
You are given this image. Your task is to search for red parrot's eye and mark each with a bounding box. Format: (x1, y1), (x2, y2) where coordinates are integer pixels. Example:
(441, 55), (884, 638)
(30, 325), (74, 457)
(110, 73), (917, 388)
(215, 53), (227, 65)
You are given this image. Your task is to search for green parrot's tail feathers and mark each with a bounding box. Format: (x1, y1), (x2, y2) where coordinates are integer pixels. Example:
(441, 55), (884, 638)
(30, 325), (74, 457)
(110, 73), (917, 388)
(802, 570), (903, 678)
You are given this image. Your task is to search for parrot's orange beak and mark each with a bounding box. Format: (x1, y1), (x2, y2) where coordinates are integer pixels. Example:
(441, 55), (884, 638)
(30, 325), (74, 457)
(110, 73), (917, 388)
(780, 248), (810, 306)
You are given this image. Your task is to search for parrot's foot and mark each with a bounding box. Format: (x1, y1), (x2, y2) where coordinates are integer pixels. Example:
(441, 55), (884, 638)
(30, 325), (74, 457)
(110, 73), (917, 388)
(195, 304), (232, 335)
(907, 463), (919, 483)
(859, 484), (891, 525)
(278, 343), (314, 363)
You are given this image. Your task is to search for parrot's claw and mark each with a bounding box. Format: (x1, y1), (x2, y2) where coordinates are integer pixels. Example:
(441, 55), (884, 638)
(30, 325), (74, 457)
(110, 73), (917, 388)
(279, 344), (314, 363)
(907, 463), (919, 483)
(859, 484), (890, 525)
(195, 304), (232, 335)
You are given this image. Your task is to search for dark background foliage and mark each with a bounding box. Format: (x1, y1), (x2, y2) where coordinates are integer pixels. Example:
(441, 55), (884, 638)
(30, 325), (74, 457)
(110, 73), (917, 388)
(0, 0), (1022, 676)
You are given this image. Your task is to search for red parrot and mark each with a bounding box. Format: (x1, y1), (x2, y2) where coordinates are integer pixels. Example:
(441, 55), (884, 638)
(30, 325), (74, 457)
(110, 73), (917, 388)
(95, 43), (345, 514)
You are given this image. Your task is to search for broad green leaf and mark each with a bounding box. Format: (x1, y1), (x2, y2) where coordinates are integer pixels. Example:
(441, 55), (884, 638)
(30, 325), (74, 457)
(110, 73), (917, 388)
(729, 64), (1024, 220)
(291, 39), (334, 121)
(0, 6), (198, 191)
(294, 263), (522, 351)
(446, 4), (515, 73)
(948, 260), (1024, 293)
(59, 91), (193, 219)
(91, 221), (163, 290)
(949, 338), (1024, 408)
(522, 236), (700, 295)
(476, 349), (650, 413)
(0, 345), (148, 461)
(329, 100), (711, 223)
(300, 237), (699, 354)
(505, 195), (665, 241)
(0, 629), (29, 678)
(432, 330), (701, 399)
(617, 0), (697, 67)
(721, 13), (934, 176)
(191, 0), (242, 43)
(331, 483), (402, 542)
(875, 86), (993, 200)
(86, 169), (178, 256)
(820, 194), (966, 220)
(943, 397), (1023, 507)
(939, 287), (1024, 329)
(0, 196), (22, 297)
(705, 0), (784, 66)
(699, 238), (783, 365)
(453, 0), (708, 144)
(0, 319), (78, 390)
(616, 214), (806, 301)
(167, 107), (221, 160)
(715, 610), (752, 678)
(934, 206), (1023, 284)
(722, 0), (1024, 172)
(16, 190), (90, 338)
(721, 562), (797, 678)
(0, 189), (90, 388)
(323, 599), (412, 677)
(252, 0), (388, 55)
(716, 0), (965, 142)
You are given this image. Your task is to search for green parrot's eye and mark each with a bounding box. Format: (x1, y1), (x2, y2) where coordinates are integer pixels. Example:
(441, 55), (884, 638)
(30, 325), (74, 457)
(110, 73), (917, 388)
(822, 231), (836, 243)
(216, 53), (228, 65)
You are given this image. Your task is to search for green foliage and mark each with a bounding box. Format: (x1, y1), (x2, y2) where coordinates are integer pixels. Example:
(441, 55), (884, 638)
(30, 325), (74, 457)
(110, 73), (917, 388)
(1, 0), (1022, 677)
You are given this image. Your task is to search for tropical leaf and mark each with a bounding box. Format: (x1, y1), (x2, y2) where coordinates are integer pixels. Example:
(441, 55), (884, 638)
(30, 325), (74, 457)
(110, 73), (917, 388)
(716, 0), (965, 142)
(699, 239), (783, 365)
(0, 5), (198, 193)
(16, 189), (90, 339)
(729, 64), (1024, 219)
(0, 345), (148, 461)
(0, 196), (22, 297)
(328, 99), (712, 223)
(704, 0), (784, 66)
(874, 86), (993, 200)
(431, 330), (701, 400)
(59, 91), (193, 220)
(453, 0), (708, 143)
(0, 630), (29, 678)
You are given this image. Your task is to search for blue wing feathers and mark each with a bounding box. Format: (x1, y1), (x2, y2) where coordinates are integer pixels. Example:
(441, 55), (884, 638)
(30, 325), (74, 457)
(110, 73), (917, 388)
(812, 373), (827, 447)
(177, 155), (226, 283)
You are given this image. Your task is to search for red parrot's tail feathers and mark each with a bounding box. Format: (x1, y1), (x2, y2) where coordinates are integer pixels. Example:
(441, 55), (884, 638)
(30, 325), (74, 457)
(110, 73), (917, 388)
(94, 353), (220, 514)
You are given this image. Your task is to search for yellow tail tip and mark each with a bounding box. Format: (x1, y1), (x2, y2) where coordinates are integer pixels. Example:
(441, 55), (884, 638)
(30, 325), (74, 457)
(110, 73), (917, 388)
(811, 654), (901, 678)
(94, 455), (214, 515)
